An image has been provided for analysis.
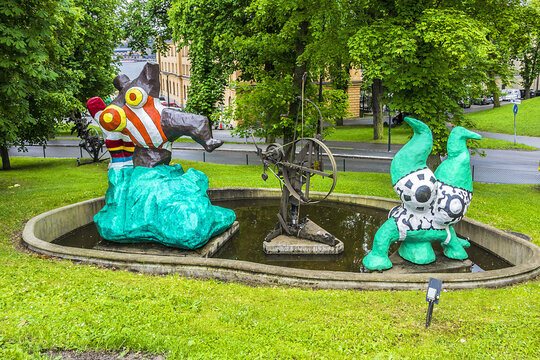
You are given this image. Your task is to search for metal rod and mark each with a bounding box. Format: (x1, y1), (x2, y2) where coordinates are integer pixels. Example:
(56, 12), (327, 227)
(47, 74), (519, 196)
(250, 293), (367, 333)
(166, 74), (170, 107)
(203, 152), (205, 162)
(343, 158), (346, 172)
(246, 153), (248, 165)
(388, 106), (392, 152)
(43, 145), (46, 158)
(514, 113), (517, 145)
(426, 301), (435, 328)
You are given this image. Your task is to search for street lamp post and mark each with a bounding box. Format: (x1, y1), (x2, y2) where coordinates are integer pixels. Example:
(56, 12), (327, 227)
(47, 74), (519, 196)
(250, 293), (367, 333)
(387, 105), (392, 152)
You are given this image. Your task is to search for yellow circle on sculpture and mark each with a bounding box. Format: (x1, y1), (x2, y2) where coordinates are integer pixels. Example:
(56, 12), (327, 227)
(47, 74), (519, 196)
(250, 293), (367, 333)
(103, 113), (113, 123)
(125, 87), (147, 108)
(99, 105), (126, 132)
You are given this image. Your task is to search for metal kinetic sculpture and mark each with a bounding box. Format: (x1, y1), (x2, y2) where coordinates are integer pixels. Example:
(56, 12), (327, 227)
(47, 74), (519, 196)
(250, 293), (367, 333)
(255, 96), (338, 246)
(362, 117), (481, 270)
(86, 62), (235, 249)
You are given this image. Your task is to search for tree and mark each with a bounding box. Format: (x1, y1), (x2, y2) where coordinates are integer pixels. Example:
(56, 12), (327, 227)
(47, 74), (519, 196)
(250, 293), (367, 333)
(517, 1), (540, 99)
(169, 0), (247, 120)
(349, 1), (492, 165)
(224, 0), (354, 157)
(467, 0), (526, 108)
(0, 0), (122, 170)
(129, 0), (353, 144)
(123, 0), (173, 56)
(0, 0), (79, 170)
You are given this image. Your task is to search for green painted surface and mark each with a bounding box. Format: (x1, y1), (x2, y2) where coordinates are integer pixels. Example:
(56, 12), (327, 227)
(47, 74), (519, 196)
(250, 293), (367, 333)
(390, 117), (432, 185)
(435, 126), (482, 192)
(94, 165), (236, 249)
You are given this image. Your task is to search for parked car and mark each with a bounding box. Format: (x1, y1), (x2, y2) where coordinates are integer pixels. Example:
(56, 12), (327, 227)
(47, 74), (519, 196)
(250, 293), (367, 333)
(160, 102), (182, 109)
(458, 99), (471, 108)
(520, 89), (536, 99)
(473, 96), (493, 105)
(501, 89), (520, 101)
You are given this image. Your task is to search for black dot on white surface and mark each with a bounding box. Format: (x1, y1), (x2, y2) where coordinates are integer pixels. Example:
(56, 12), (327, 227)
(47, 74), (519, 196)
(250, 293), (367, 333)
(404, 195), (411, 201)
(415, 185), (432, 203)
(417, 173), (425, 180)
(430, 176), (436, 183)
(405, 180), (413, 189)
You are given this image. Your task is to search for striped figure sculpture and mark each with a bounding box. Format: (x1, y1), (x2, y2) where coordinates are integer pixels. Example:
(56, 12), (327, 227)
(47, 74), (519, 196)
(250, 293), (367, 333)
(362, 117), (481, 271)
(87, 62), (222, 167)
(87, 62), (235, 250)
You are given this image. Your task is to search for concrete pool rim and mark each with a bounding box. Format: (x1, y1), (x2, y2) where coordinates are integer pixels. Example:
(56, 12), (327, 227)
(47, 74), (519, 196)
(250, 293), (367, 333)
(22, 187), (540, 290)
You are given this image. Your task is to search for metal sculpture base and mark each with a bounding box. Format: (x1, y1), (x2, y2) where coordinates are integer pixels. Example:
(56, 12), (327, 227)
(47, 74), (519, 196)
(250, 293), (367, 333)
(264, 218), (343, 255)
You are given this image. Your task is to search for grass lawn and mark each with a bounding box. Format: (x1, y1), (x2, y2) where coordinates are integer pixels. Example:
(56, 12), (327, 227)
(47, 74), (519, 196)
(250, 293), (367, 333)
(0, 158), (538, 359)
(326, 124), (537, 150)
(466, 97), (540, 137)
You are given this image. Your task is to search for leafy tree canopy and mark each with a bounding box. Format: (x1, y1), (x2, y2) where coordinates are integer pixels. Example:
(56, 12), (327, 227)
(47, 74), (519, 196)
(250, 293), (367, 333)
(349, 1), (496, 155)
(0, 0), (122, 169)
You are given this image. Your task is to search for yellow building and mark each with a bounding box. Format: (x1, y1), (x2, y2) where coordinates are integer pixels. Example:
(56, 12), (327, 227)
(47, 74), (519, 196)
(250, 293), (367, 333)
(156, 43), (190, 107)
(157, 42), (365, 117)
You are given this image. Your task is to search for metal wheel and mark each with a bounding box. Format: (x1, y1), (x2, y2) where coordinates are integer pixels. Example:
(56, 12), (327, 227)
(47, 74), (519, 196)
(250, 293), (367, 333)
(282, 137), (337, 204)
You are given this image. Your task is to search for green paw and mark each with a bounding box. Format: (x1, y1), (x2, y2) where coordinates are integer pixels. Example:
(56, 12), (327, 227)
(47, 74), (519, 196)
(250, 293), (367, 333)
(458, 237), (471, 248)
(442, 242), (468, 260)
(363, 252), (393, 271)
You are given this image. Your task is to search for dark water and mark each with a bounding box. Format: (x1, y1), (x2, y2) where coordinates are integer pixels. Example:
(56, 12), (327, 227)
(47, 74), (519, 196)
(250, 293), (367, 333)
(53, 199), (511, 273)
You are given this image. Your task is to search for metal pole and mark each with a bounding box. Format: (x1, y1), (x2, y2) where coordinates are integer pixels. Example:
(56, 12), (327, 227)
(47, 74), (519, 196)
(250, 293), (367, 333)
(43, 145), (46, 158)
(203, 152), (205, 162)
(514, 113), (517, 145)
(343, 158), (346, 172)
(388, 106), (392, 152)
(426, 301), (435, 328)
(246, 153), (249, 165)
(360, 89), (364, 118)
(166, 74), (170, 106)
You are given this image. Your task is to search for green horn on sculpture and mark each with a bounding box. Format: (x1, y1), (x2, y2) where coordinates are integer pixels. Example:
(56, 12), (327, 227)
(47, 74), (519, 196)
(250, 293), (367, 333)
(435, 127), (482, 192)
(390, 117), (433, 185)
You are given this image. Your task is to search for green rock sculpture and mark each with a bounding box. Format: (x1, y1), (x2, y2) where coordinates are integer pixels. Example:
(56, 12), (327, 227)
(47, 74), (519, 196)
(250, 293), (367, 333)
(94, 165), (236, 249)
(362, 117), (481, 270)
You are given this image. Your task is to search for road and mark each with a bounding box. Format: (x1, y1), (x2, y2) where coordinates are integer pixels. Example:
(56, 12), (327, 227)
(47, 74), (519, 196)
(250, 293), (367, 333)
(8, 125), (539, 184)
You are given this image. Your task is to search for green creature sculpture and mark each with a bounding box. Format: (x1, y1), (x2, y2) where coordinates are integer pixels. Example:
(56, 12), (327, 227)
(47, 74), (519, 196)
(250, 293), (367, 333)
(362, 117), (481, 271)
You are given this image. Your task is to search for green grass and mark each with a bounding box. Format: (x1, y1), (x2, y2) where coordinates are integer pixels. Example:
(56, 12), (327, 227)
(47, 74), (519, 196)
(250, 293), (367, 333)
(326, 125), (414, 144)
(466, 97), (540, 137)
(327, 124), (537, 150)
(474, 138), (537, 151)
(0, 159), (539, 359)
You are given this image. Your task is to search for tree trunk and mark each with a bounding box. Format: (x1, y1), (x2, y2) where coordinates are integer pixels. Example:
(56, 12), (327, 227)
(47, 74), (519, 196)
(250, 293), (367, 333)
(524, 85), (531, 99)
(492, 92), (500, 108)
(372, 78), (384, 140)
(1, 145), (11, 170)
(426, 154), (441, 172)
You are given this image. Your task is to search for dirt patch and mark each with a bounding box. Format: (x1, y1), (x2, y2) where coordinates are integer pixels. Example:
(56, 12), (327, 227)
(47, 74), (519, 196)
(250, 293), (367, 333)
(45, 350), (165, 360)
(10, 223), (31, 253)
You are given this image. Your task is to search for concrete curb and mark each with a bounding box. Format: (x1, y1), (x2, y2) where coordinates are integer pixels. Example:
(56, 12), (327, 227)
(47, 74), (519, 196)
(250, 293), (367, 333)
(22, 188), (540, 290)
